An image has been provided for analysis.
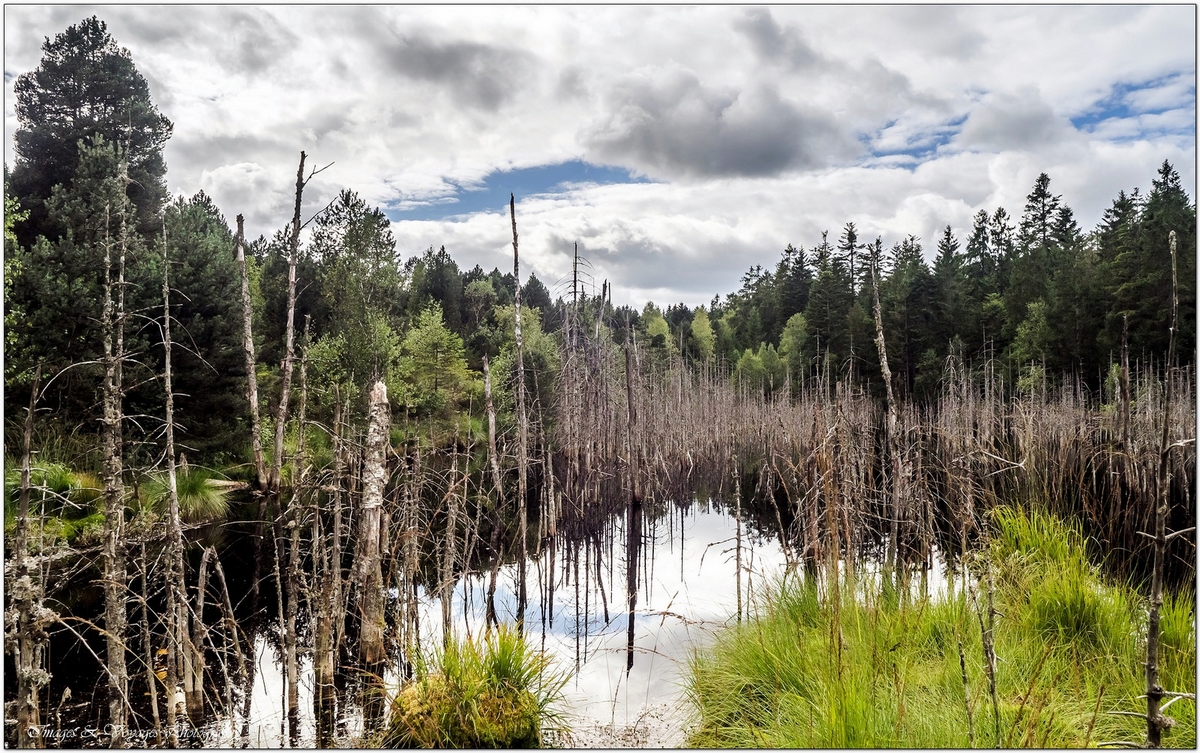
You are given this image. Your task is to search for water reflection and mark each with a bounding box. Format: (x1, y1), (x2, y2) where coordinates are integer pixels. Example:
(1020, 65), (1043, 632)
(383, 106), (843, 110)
(423, 502), (789, 745)
(216, 502), (789, 747)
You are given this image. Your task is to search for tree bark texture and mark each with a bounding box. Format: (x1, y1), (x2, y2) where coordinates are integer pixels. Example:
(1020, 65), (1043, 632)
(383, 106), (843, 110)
(101, 200), (129, 747)
(12, 367), (48, 748)
(235, 213), (267, 490)
(358, 380), (391, 665)
(1146, 230), (1179, 748)
(510, 193), (530, 630)
(271, 151), (307, 491)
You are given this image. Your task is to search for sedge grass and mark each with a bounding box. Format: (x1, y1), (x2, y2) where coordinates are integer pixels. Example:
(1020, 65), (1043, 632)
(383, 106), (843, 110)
(686, 507), (1196, 748)
(382, 624), (569, 748)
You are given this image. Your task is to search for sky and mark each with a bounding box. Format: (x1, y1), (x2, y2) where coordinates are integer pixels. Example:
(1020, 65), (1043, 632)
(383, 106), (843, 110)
(4, 5), (1196, 308)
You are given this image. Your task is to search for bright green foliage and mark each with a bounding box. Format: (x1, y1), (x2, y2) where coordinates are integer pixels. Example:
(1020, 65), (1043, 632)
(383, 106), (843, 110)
(384, 625), (568, 748)
(641, 301), (673, 352)
(396, 306), (471, 415)
(4, 194), (30, 372)
(3, 460), (104, 545)
(690, 306), (715, 361)
(687, 507), (1196, 749)
(492, 304), (560, 415)
(1008, 299), (1053, 366)
(778, 312), (808, 377)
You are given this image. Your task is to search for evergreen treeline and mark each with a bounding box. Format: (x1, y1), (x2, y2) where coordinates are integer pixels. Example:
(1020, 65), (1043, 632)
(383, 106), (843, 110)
(4, 17), (1195, 468)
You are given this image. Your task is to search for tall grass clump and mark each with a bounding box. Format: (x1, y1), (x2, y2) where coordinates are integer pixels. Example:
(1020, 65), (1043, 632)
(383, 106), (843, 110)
(685, 506), (1196, 748)
(142, 467), (231, 522)
(4, 460), (104, 543)
(383, 625), (568, 748)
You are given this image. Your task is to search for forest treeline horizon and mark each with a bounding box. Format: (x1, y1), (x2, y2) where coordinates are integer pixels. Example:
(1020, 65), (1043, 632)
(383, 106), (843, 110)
(4, 16), (1196, 467)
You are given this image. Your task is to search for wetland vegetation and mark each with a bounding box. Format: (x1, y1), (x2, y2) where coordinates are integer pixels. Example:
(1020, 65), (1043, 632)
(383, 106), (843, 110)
(4, 15), (1196, 750)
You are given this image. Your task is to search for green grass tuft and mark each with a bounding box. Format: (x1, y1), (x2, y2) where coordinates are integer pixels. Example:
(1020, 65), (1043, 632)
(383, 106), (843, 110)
(685, 506), (1197, 748)
(142, 468), (231, 523)
(383, 624), (569, 748)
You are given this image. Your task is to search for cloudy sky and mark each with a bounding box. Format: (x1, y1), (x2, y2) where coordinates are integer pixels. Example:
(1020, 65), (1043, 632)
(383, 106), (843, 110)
(4, 5), (1196, 307)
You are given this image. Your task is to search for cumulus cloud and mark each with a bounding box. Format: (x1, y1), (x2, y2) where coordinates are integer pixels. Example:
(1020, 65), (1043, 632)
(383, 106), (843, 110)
(956, 88), (1075, 152)
(732, 7), (823, 69)
(582, 69), (859, 179)
(375, 32), (536, 112)
(3, 6), (1194, 306)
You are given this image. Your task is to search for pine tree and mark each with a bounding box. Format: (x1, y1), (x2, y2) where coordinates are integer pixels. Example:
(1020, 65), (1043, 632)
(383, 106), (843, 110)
(10, 16), (172, 246)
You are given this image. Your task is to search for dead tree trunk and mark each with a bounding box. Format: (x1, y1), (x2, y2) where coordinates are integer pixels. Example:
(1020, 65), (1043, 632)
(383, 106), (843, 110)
(510, 194), (530, 631)
(271, 151), (307, 491)
(314, 390), (344, 746)
(869, 241), (901, 576)
(1120, 314), (1132, 452)
(12, 366), (49, 748)
(161, 218), (187, 744)
(623, 343), (643, 674)
(483, 356), (507, 628)
(235, 214), (267, 490)
(358, 381), (391, 666)
(283, 316), (310, 742)
(1146, 230), (1179, 748)
(138, 542), (161, 742)
(187, 548), (211, 721)
(100, 199), (129, 747)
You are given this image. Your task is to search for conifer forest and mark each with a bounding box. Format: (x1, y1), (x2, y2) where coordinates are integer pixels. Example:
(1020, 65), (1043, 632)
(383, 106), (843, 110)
(3, 12), (1196, 750)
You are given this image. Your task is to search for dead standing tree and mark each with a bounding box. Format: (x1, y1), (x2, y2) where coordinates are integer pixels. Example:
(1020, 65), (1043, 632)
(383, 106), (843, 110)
(357, 382), (391, 705)
(869, 239), (903, 578)
(100, 190), (131, 747)
(9, 366), (51, 749)
(159, 219), (189, 743)
(235, 213), (267, 490)
(271, 152), (307, 492)
(510, 193), (530, 631)
(1145, 230), (1192, 747)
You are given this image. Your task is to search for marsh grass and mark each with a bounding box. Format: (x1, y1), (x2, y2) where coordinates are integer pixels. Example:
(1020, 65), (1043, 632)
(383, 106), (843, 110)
(382, 625), (569, 748)
(142, 467), (231, 522)
(686, 507), (1196, 748)
(3, 459), (105, 543)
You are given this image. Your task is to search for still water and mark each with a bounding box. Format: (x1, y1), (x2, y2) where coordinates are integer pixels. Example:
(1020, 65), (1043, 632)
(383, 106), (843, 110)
(229, 501), (789, 748)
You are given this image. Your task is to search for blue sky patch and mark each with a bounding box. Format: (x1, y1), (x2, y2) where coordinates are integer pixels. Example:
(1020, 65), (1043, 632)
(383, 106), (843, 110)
(388, 160), (651, 222)
(1071, 74), (1196, 137)
(866, 113), (968, 168)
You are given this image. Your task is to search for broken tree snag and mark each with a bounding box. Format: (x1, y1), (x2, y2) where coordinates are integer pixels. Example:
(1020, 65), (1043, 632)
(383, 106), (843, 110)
(271, 150), (307, 491)
(482, 356), (507, 629)
(235, 213), (267, 490)
(510, 193), (529, 631)
(869, 238), (902, 576)
(13, 366), (49, 749)
(187, 548), (211, 722)
(1146, 230), (1179, 749)
(358, 380), (391, 666)
(161, 218), (187, 745)
(624, 341), (643, 674)
(101, 198), (129, 746)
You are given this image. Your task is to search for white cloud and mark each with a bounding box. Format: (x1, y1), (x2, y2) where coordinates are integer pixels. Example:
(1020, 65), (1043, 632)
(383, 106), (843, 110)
(4, 6), (1194, 307)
